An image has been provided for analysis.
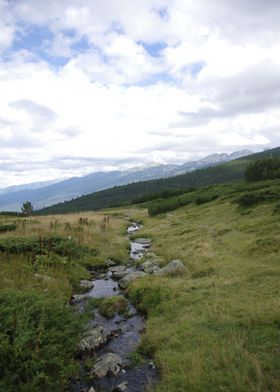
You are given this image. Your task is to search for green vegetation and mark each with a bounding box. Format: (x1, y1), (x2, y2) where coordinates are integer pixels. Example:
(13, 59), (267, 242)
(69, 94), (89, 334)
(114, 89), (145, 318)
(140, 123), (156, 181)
(1, 148), (280, 391)
(87, 296), (129, 318)
(0, 211), (129, 390)
(36, 147), (280, 215)
(0, 289), (84, 392)
(21, 201), (34, 216)
(245, 158), (280, 182)
(124, 179), (280, 392)
(0, 223), (16, 233)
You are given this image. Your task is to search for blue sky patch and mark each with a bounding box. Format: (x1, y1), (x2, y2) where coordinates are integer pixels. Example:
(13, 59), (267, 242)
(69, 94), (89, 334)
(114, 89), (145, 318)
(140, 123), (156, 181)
(141, 41), (166, 57)
(137, 72), (176, 87)
(12, 23), (54, 52)
(182, 62), (206, 77)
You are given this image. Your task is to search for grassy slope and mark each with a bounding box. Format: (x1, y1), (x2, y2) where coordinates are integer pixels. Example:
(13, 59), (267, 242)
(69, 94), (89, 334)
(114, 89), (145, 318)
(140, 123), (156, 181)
(0, 211), (130, 391)
(36, 147), (280, 215)
(125, 190), (280, 391)
(0, 211), (129, 299)
(1, 177), (280, 390)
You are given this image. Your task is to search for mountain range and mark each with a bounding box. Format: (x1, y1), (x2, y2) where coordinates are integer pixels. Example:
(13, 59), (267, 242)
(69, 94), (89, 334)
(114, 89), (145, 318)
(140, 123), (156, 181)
(37, 146), (280, 215)
(0, 150), (252, 211)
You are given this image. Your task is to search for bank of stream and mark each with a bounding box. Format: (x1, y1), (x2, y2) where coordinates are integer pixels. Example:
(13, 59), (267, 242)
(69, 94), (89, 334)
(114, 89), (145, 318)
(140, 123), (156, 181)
(71, 222), (158, 392)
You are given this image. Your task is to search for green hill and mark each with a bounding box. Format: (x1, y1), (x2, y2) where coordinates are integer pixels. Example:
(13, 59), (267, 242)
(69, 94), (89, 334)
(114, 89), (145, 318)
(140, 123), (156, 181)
(37, 146), (280, 215)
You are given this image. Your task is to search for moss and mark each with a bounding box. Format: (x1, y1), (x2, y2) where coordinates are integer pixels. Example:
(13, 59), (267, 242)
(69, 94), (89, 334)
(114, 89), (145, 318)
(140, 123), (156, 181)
(86, 296), (129, 318)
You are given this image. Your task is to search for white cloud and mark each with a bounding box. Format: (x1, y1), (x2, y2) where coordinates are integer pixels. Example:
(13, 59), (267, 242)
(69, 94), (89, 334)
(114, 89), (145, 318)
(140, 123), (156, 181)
(0, 0), (280, 187)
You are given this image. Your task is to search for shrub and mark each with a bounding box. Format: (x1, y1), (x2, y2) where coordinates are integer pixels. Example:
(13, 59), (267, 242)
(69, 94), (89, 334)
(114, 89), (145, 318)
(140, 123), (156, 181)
(0, 224), (17, 233)
(86, 296), (128, 318)
(0, 236), (97, 260)
(0, 289), (84, 391)
(244, 158), (280, 182)
(195, 193), (219, 205)
(236, 188), (280, 207)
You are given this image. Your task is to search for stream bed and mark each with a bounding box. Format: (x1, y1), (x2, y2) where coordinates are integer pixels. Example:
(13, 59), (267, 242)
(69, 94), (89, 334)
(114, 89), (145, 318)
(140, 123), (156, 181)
(71, 223), (158, 392)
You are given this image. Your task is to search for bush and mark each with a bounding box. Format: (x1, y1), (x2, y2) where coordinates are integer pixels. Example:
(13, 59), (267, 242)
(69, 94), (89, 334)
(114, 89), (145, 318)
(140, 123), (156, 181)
(0, 224), (17, 233)
(236, 188), (280, 207)
(244, 158), (280, 182)
(195, 193), (219, 205)
(87, 296), (129, 318)
(0, 235), (97, 260)
(0, 289), (84, 391)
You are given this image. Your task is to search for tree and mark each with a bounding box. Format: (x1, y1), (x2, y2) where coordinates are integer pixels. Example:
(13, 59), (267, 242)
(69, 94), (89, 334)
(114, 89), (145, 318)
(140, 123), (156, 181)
(244, 158), (280, 182)
(21, 201), (33, 216)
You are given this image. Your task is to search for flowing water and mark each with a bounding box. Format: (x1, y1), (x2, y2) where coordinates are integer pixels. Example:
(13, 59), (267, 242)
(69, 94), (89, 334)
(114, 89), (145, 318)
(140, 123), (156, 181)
(71, 223), (158, 392)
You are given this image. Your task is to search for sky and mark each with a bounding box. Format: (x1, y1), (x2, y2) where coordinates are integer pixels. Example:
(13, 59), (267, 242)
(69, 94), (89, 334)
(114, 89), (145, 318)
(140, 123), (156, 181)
(0, 0), (280, 187)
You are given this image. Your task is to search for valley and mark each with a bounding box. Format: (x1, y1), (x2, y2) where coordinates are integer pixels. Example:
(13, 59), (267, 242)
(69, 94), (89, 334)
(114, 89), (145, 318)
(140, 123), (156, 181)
(0, 170), (279, 391)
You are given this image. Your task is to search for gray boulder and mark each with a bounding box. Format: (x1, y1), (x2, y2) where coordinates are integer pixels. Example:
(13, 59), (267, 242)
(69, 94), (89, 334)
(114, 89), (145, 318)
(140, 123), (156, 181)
(156, 260), (188, 276)
(71, 293), (88, 303)
(118, 271), (146, 289)
(91, 353), (122, 378)
(109, 265), (129, 280)
(139, 260), (160, 274)
(79, 280), (94, 289)
(79, 326), (109, 352)
(113, 382), (128, 392)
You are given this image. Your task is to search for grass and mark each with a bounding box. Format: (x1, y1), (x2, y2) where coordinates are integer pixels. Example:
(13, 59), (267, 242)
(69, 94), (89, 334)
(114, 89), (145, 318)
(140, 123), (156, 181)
(86, 296), (129, 318)
(125, 192), (280, 391)
(1, 180), (280, 391)
(0, 210), (130, 390)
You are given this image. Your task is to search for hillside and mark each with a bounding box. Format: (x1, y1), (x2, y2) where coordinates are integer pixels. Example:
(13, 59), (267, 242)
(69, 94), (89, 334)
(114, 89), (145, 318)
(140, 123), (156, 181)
(1, 176), (279, 391)
(0, 150), (251, 211)
(127, 179), (280, 392)
(37, 146), (280, 215)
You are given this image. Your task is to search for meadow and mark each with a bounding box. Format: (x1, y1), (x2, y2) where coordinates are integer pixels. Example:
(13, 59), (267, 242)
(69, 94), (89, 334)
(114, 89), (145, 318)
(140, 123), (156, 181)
(0, 211), (129, 391)
(0, 179), (279, 391)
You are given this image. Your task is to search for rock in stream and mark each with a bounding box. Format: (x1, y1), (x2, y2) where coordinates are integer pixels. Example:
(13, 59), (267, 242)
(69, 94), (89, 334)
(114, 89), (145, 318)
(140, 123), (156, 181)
(71, 222), (157, 392)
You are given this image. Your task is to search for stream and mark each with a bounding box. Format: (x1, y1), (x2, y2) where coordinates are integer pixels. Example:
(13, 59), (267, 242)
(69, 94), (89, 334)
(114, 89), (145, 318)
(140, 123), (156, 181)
(71, 222), (158, 392)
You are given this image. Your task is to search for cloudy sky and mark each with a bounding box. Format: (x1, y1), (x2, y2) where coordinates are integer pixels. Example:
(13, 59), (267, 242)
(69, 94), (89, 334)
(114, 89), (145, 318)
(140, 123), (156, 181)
(0, 0), (280, 187)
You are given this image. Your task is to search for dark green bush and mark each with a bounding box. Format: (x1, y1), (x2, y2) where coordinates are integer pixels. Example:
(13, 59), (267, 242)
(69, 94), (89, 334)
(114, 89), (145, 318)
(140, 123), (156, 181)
(195, 193), (219, 205)
(236, 188), (280, 207)
(0, 289), (84, 392)
(0, 236), (97, 260)
(245, 158), (280, 182)
(148, 195), (193, 216)
(0, 223), (17, 233)
(132, 187), (196, 204)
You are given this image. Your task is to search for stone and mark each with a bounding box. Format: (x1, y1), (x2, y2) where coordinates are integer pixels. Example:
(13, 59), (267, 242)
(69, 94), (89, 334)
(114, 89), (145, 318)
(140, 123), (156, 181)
(118, 271), (147, 289)
(113, 381), (128, 392)
(106, 258), (116, 267)
(133, 238), (152, 245)
(79, 326), (109, 352)
(155, 260), (188, 276)
(109, 266), (129, 280)
(139, 260), (160, 274)
(71, 293), (88, 303)
(91, 353), (122, 378)
(148, 360), (156, 369)
(79, 280), (94, 289)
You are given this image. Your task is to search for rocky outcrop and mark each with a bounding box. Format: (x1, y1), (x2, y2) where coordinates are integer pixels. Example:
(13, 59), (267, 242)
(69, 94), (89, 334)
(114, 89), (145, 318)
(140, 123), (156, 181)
(155, 260), (189, 276)
(79, 280), (94, 289)
(113, 381), (128, 392)
(79, 326), (109, 352)
(118, 271), (146, 289)
(91, 353), (122, 378)
(139, 260), (160, 274)
(71, 293), (88, 303)
(109, 265), (129, 280)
